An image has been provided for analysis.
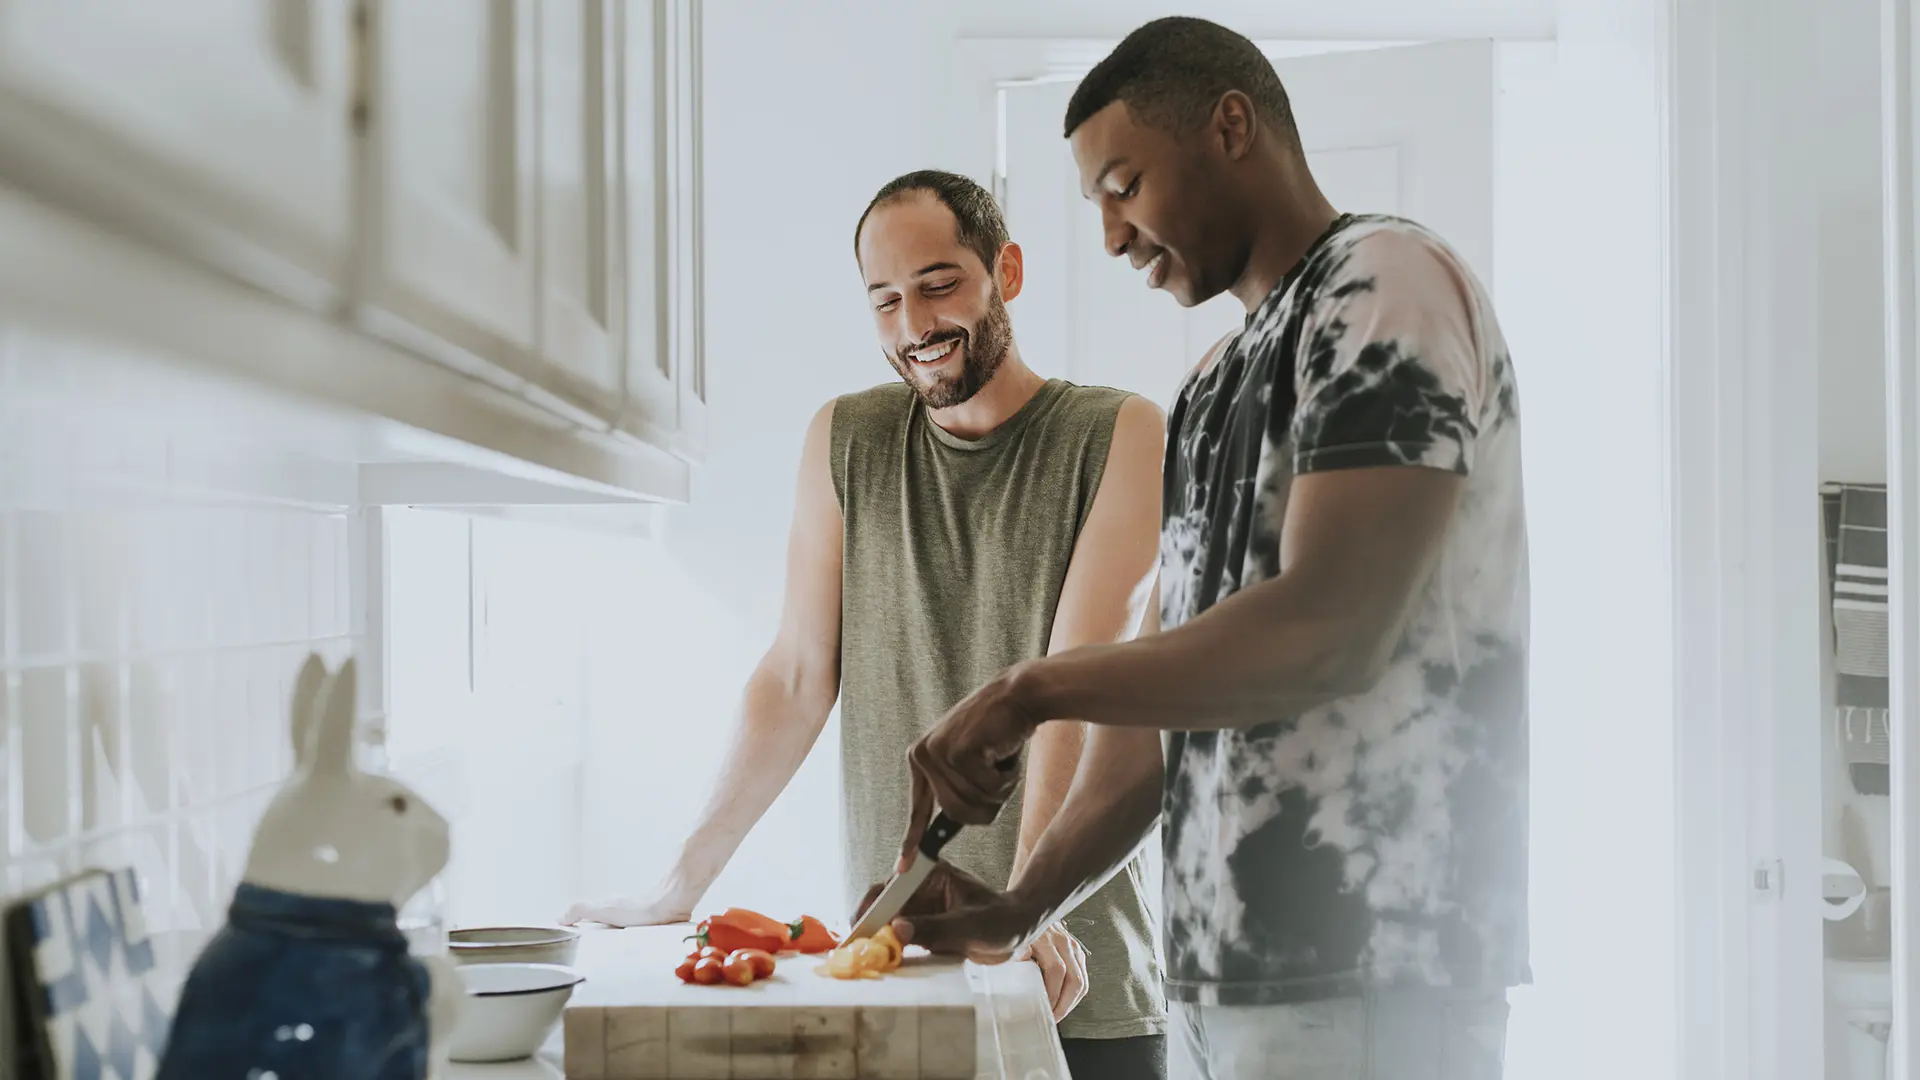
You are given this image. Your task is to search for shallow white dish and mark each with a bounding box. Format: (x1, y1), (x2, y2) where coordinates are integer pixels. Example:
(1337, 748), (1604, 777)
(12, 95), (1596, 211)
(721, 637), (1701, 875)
(447, 962), (586, 1063)
(449, 925), (581, 967)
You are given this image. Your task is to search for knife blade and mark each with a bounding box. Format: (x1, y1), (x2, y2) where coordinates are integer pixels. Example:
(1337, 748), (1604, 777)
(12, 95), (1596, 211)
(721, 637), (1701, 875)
(848, 811), (964, 939)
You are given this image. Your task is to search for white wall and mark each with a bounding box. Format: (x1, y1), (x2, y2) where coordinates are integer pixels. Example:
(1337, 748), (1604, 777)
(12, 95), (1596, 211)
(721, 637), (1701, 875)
(946, 0), (1553, 39)
(1493, 5), (1674, 1074)
(1817, 0), (1890, 486)
(643, 1), (970, 919)
(0, 330), (368, 1067)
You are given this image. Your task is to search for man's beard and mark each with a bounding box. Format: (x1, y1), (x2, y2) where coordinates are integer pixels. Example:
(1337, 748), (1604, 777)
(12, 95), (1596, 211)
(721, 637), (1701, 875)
(886, 292), (1013, 409)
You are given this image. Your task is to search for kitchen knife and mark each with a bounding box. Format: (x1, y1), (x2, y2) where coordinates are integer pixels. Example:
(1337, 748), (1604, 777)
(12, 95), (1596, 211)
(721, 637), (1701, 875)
(848, 811), (964, 940)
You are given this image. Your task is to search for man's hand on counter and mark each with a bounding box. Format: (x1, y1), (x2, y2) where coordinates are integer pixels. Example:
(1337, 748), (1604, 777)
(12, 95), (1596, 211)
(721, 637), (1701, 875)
(561, 889), (697, 928)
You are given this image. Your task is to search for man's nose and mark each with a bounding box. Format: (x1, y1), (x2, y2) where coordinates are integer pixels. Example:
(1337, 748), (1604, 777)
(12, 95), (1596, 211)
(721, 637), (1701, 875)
(899, 293), (941, 344)
(1102, 204), (1135, 260)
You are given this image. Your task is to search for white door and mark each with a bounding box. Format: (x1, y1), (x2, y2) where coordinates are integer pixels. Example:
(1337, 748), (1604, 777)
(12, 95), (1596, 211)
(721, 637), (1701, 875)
(368, 0), (540, 376)
(538, 0), (623, 404)
(1000, 40), (1495, 406)
(0, 0), (355, 298)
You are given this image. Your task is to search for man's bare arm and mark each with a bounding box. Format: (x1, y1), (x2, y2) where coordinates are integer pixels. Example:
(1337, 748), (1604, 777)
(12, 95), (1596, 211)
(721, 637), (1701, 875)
(566, 403), (844, 925)
(1009, 575), (1165, 931)
(1009, 394), (1165, 883)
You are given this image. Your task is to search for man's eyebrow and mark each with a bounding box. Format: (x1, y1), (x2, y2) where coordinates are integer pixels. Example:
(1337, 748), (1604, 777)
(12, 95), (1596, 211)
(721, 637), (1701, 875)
(866, 261), (965, 293)
(1083, 156), (1127, 198)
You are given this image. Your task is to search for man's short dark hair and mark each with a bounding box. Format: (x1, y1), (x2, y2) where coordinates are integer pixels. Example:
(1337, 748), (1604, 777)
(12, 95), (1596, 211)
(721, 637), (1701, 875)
(1063, 17), (1298, 146)
(853, 170), (1009, 274)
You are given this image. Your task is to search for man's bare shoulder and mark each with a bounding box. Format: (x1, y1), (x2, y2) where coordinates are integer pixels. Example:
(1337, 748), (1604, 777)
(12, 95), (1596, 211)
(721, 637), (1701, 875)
(1112, 393), (1166, 453)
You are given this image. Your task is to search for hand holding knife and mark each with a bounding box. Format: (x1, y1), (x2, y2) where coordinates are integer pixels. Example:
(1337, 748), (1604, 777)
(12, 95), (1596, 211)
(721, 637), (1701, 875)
(851, 752), (1019, 940)
(848, 810), (965, 939)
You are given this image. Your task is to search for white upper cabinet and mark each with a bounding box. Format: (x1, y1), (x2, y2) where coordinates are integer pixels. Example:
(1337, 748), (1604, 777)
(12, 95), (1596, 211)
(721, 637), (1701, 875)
(0, 0), (707, 502)
(364, 0), (540, 375)
(0, 0), (356, 303)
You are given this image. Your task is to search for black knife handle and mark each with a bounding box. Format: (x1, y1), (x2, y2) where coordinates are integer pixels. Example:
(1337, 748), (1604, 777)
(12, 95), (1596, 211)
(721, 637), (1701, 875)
(918, 812), (964, 859)
(918, 755), (1018, 859)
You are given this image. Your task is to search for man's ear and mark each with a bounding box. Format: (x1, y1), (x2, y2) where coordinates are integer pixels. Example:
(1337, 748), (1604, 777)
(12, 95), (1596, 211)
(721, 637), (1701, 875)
(1214, 90), (1260, 162)
(996, 241), (1025, 303)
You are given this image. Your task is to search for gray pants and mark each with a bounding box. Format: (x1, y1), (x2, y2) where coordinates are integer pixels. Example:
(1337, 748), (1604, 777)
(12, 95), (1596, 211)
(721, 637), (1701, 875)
(1171, 989), (1509, 1080)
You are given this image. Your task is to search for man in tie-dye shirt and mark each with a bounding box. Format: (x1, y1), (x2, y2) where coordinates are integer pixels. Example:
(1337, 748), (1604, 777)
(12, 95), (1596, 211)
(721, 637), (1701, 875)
(864, 17), (1531, 1080)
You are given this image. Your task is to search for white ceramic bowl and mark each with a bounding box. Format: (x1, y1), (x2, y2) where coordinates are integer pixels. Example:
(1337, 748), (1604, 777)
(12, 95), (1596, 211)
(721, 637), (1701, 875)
(447, 962), (586, 1063)
(449, 925), (581, 967)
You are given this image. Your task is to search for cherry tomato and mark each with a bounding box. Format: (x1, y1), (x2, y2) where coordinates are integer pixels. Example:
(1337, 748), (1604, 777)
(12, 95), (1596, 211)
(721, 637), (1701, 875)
(692, 957), (724, 985)
(722, 952), (757, 986)
(674, 957), (697, 983)
(730, 948), (775, 980)
(698, 946), (728, 963)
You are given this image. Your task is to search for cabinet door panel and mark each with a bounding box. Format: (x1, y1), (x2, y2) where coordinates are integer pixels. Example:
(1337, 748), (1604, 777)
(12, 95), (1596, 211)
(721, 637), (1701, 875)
(373, 0), (539, 367)
(0, 0), (353, 294)
(620, 0), (674, 439)
(538, 0), (622, 402)
(664, 0), (706, 461)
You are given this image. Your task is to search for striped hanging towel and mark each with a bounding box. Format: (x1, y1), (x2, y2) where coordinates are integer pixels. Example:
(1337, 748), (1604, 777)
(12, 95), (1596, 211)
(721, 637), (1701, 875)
(1823, 482), (1891, 794)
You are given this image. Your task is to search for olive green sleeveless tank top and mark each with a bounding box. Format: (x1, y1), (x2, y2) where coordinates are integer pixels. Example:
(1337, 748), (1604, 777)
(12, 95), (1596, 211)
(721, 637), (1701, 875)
(830, 378), (1166, 1039)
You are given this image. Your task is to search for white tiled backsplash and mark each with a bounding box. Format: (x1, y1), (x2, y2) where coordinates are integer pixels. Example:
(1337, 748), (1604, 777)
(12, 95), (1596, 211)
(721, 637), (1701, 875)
(0, 331), (367, 934)
(0, 326), (844, 1026)
(0, 327), (618, 946)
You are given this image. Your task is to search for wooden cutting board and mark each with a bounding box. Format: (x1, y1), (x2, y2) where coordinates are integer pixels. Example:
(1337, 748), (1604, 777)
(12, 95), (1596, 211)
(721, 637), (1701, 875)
(562, 924), (977, 1080)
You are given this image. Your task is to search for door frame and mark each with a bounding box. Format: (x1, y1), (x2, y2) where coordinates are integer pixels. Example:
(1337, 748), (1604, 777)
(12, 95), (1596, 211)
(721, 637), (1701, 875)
(1670, 0), (1847, 1075)
(1879, 0), (1920, 1073)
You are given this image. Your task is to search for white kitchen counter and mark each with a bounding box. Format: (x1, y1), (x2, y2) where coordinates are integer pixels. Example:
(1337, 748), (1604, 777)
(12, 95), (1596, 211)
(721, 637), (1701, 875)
(146, 923), (1062, 1078)
(440, 927), (1069, 1080)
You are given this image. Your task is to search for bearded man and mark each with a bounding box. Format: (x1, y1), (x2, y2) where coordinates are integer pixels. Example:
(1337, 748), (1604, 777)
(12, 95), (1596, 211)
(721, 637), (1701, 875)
(565, 170), (1172, 1080)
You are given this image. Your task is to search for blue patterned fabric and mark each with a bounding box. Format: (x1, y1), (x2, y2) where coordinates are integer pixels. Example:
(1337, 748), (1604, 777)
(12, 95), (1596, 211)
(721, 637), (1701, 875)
(156, 884), (432, 1080)
(7, 868), (172, 1080)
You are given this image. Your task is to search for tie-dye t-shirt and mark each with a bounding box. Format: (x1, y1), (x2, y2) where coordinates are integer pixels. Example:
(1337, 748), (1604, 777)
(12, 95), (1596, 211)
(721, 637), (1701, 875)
(1158, 213), (1530, 1006)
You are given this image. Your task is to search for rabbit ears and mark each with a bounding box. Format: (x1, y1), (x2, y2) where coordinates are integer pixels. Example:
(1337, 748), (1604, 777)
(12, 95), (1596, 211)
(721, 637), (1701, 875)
(291, 654), (359, 776)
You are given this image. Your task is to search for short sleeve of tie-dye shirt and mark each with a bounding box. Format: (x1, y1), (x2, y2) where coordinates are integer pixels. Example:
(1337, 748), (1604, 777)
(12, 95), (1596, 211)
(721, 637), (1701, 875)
(1157, 215), (1531, 1006)
(1288, 226), (1494, 477)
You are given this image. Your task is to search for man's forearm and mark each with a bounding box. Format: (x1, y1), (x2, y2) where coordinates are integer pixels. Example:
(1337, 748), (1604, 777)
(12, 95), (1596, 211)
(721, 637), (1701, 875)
(1007, 719), (1086, 888)
(666, 666), (834, 897)
(1017, 572), (1367, 734)
(1004, 725), (1162, 932)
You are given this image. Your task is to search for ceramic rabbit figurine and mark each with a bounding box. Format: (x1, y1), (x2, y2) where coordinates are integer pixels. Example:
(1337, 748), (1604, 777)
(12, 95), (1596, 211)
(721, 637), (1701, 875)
(158, 654), (463, 1080)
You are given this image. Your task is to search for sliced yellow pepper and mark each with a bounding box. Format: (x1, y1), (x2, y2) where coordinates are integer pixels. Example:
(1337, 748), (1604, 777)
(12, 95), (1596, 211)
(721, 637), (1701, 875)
(814, 927), (903, 979)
